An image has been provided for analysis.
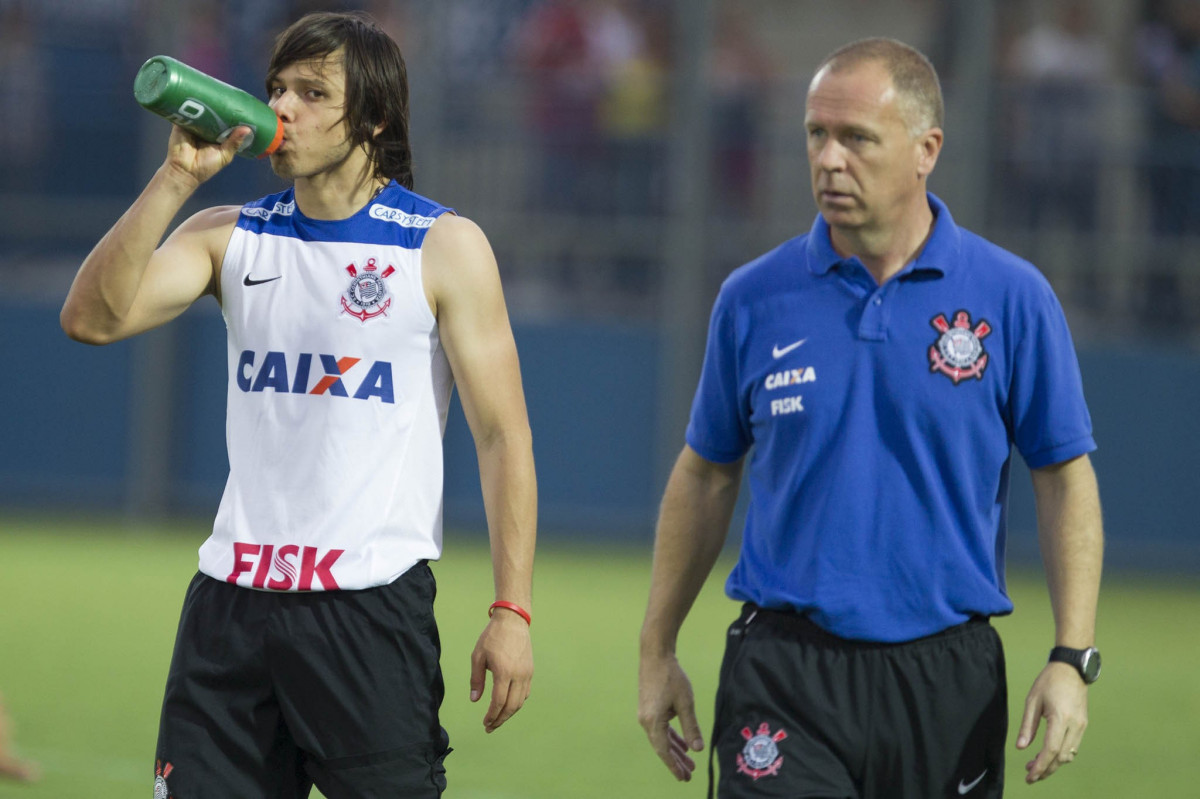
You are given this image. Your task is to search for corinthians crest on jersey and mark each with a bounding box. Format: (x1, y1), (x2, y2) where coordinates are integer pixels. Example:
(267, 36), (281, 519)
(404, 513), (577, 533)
(341, 257), (395, 322)
(928, 309), (992, 385)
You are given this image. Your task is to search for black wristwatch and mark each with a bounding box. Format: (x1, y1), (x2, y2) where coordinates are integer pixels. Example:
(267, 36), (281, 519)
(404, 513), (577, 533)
(1049, 646), (1102, 684)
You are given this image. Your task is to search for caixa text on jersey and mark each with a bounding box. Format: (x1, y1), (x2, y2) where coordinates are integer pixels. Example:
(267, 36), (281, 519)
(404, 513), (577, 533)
(236, 350), (395, 403)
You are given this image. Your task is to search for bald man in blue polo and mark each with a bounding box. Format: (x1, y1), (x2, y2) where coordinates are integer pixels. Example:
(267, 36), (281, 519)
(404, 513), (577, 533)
(638, 37), (1104, 799)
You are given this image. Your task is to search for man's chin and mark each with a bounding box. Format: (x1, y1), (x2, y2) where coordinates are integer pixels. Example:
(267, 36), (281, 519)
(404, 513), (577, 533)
(268, 154), (294, 180)
(819, 206), (863, 228)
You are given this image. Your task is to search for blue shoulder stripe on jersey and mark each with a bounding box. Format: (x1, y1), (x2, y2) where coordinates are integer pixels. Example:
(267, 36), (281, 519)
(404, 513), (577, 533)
(236, 182), (454, 248)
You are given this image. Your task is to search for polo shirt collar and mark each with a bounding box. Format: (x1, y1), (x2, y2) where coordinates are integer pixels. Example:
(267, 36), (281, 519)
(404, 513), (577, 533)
(805, 192), (963, 278)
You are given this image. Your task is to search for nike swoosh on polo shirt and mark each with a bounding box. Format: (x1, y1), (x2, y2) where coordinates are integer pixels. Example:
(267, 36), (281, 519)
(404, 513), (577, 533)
(771, 338), (807, 359)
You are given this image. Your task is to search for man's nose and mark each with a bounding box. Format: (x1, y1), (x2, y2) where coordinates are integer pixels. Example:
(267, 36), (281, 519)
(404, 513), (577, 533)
(814, 140), (846, 172)
(271, 90), (297, 121)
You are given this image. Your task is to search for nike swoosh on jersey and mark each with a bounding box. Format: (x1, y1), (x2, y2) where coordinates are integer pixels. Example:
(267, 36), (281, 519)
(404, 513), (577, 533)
(243, 274), (282, 286)
(957, 770), (987, 794)
(771, 338), (808, 359)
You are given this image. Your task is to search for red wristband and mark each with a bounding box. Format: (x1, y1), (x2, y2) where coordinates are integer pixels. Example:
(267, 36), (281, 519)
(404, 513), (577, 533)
(488, 600), (532, 626)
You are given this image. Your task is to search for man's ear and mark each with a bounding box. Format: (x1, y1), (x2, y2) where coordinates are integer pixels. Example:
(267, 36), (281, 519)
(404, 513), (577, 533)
(916, 127), (943, 178)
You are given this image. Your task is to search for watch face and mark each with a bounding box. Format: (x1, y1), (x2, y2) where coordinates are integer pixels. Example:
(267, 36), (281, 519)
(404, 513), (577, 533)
(1082, 648), (1102, 682)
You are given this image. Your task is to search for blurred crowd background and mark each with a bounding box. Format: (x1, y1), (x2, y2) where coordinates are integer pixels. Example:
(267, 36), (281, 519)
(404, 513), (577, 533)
(1, 0), (1197, 567)
(1, 0), (1198, 334)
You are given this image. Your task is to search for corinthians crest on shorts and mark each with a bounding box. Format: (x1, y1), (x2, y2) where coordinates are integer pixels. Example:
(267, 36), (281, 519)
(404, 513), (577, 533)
(341, 258), (395, 322)
(928, 309), (991, 385)
(154, 759), (174, 799)
(736, 722), (787, 780)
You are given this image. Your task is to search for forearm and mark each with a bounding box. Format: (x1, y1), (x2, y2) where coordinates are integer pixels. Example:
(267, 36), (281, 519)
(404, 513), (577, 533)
(1033, 455), (1104, 648)
(62, 166), (198, 342)
(476, 426), (537, 611)
(640, 448), (742, 657)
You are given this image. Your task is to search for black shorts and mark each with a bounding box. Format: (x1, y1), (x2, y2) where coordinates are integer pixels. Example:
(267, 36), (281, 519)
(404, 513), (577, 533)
(155, 563), (450, 798)
(710, 604), (1007, 799)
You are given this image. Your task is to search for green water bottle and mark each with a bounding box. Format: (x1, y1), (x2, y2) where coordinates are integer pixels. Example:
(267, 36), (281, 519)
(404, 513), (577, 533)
(133, 55), (283, 159)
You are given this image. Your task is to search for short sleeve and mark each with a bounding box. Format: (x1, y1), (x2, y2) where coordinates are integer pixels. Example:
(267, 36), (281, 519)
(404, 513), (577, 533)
(685, 291), (751, 463)
(1010, 279), (1096, 469)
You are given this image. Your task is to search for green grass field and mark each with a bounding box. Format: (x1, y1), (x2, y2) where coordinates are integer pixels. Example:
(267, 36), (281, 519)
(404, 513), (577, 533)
(1, 515), (1197, 797)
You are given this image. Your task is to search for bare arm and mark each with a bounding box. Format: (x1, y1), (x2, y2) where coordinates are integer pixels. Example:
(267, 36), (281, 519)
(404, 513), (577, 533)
(423, 214), (536, 734)
(60, 126), (249, 344)
(0, 692), (38, 783)
(1018, 453), (1104, 783)
(638, 445), (743, 782)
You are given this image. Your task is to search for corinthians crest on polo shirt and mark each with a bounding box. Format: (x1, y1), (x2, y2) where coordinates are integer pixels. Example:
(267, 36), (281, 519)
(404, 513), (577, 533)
(341, 257), (395, 322)
(928, 309), (991, 384)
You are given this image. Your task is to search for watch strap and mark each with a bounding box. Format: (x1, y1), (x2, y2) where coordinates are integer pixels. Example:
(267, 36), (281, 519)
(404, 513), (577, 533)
(1049, 646), (1101, 684)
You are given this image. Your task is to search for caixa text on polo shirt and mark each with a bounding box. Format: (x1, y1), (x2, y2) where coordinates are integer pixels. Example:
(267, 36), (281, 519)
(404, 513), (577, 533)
(236, 350), (395, 403)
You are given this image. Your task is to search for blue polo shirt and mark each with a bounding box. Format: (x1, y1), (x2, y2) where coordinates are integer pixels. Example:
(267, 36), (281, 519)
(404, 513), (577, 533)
(685, 194), (1095, 642)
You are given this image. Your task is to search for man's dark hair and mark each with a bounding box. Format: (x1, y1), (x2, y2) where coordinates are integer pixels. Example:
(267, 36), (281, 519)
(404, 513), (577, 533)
(815, 37), (944, 135)
(267, 11), (414, 189)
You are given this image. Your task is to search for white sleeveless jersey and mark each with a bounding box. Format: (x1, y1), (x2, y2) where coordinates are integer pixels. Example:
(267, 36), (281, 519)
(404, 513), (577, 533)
(198, 182), (454, 591)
